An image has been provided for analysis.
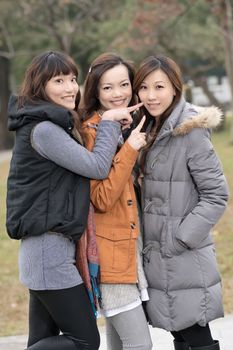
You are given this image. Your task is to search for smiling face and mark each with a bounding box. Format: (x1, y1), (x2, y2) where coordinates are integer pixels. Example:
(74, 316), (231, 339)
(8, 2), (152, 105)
(138, 69), (175, 118)
(98, 64), (132, 111)
(45, 73), (79, 110)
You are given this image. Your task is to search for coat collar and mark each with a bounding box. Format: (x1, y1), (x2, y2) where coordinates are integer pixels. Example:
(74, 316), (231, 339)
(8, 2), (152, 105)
(155, 96), (223, 141)
(8, 94), (74, 133)
(173, 104), (223, 136)
(82, 112), (101, 130)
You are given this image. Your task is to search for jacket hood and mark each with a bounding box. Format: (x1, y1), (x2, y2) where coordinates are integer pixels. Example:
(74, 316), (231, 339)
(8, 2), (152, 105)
(173, 104), (223, 136)
(8, 95), (74, 132)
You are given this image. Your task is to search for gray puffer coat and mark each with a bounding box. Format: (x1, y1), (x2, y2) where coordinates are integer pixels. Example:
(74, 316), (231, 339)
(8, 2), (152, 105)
(142, 97), (228, 332)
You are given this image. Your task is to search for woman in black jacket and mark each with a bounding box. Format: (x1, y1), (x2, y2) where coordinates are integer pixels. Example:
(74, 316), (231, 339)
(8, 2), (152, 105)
(6, 51), (140, 349)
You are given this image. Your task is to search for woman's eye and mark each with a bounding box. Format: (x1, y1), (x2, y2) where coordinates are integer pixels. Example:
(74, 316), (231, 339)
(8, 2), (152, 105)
(156, 85), (164, 89)
(55, 78), (63, 83)
(122, 82), (129, 87)
(139, 85), (147, 90)
(103, 86), (111, 91)
(71, 77), (77, 83)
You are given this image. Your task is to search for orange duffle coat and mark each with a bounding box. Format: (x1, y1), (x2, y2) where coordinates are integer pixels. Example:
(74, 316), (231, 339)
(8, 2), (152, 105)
(82, 112), (139, 283)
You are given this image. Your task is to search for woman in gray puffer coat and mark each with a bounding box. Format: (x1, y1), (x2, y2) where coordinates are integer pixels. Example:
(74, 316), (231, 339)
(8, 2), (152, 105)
(133, 55), (228, 350)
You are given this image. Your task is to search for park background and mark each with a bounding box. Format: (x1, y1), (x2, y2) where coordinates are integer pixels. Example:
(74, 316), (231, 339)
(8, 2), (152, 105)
(0, 0), (232, 337)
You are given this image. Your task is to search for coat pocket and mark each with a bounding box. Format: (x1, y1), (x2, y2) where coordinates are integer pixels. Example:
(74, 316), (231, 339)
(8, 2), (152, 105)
(161, 219), (188, 257)
(97, 228), (136, 273)
(66, 192), (74, 218)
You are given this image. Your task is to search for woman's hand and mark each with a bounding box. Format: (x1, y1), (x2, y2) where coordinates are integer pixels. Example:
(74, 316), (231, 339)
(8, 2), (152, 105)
(101, 102), (143, 128)
(127, 116), (147, 150)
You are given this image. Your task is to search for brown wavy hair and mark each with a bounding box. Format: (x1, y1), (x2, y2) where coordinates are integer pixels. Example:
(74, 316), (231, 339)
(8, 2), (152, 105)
(18, 51), (83, 140)
(82, 52), (137, 120)
(133, 55), (183, 171)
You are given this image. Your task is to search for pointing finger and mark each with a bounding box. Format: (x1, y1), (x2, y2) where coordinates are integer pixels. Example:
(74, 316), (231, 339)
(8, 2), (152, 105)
(127, 102), (143, 113)
(134, 115), (146, 132)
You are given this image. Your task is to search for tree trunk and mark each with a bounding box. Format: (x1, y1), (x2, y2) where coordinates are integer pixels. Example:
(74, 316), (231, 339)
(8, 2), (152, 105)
(0, 56), (13, 150)
(192, 76), (226, 130)
(218, 0), (233, 141)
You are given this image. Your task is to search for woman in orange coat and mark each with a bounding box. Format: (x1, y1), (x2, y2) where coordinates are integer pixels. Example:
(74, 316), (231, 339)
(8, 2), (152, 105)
(82, 52), (152, 350)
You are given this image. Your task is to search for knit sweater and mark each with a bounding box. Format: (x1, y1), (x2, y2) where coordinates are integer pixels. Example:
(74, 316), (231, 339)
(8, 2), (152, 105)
(100, 233), (149, 314)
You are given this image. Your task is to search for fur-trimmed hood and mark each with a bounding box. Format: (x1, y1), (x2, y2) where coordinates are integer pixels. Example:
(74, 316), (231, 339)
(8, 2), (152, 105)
(173, 105), (223, 136)
(154, 97), (223, 142)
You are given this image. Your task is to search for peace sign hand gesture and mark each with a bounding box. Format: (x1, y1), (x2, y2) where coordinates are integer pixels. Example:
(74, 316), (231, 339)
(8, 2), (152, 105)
(127, 116), (147, 151)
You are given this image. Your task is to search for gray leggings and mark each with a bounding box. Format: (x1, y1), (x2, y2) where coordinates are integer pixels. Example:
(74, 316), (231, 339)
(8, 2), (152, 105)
(105, 304), (153, 350)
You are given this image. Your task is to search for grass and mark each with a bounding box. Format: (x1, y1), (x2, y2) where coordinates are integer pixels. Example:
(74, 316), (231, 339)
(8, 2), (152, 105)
(210, 117), (233, 314)
(0, 117), (233, 337)
(0, 161), (29, 336)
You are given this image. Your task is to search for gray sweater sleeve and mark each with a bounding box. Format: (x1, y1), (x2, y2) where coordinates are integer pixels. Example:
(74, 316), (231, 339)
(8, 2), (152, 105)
(31, 120), (120, 179)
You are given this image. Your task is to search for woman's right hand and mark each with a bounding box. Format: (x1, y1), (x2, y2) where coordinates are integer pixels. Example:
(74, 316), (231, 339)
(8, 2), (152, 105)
(101, 102), (143, 128)
(127, 116), (147, 150)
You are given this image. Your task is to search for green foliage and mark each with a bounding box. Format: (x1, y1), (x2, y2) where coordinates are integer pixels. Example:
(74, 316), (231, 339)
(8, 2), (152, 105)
(0, 0), (231, 85)
(0, 0), (129, 87)
(0, 0), (232, 135)
(110, 0), (225, 73)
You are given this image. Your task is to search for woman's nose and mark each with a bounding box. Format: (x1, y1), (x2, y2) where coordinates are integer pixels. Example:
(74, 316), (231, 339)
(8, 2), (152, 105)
(112, 88), (122, 97)
(147, 89), (156, 100)
(64, 81), (74, 91)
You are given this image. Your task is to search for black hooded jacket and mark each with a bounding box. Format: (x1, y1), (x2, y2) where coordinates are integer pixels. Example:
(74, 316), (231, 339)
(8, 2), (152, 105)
(6, 95), (90, 241)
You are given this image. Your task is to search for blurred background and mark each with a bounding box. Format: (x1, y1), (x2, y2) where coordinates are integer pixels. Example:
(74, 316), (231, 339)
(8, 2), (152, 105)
(0, 0), (232, 337)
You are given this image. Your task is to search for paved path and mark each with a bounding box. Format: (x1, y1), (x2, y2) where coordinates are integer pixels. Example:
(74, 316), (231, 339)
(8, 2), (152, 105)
(0, 314), (232, 349)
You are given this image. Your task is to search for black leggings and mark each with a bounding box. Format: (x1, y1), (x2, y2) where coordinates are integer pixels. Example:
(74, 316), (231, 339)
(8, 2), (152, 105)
(27, 284), (100, 349)
(171, 323), (214, 347)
